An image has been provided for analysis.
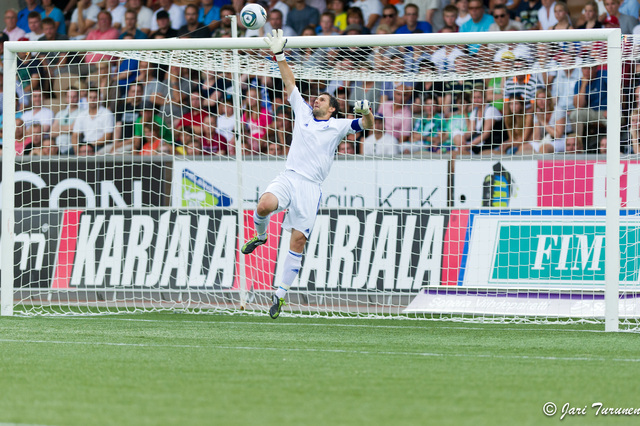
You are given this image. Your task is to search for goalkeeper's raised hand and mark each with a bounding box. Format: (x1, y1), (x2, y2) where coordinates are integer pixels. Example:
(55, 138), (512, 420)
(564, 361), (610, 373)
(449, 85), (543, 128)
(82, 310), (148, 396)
(354, 100), (371, 115)
(265, 29), (288, 62)
(354, 100), (374, 130)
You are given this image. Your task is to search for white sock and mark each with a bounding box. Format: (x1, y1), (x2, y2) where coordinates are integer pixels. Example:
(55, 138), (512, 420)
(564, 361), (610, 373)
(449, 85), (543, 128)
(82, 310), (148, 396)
(275, 250), (302, 298)
(253, 212), (269, 240)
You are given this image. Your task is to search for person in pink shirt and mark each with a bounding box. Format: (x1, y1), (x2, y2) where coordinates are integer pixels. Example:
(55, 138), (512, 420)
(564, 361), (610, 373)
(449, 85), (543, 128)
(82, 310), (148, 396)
(3, 9), (26, 41)
(377, 83), (414, 143)
(85, 11), (121, 63)
(242, 87), (273, 140)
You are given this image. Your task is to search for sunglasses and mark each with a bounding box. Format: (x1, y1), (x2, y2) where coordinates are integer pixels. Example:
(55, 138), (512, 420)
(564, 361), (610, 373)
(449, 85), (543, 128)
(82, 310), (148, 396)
(493, 14), (507, 18)
(383, 14), (396, 18)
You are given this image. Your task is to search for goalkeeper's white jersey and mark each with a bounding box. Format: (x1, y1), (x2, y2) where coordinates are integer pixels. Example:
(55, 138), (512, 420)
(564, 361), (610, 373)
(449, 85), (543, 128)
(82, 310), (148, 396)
(286, 87), (361, 184)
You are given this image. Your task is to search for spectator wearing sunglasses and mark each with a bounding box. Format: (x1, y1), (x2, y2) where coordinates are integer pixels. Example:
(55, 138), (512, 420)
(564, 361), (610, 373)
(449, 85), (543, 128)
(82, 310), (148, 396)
(489, 5), (523, 30)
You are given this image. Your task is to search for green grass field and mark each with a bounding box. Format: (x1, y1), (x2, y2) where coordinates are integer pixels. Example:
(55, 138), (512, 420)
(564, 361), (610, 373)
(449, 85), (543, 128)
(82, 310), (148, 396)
(1, 313), (639, 426)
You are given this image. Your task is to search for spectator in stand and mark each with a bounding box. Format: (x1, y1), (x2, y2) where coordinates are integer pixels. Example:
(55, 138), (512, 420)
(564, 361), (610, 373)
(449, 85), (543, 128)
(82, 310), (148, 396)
(19, 122), (44, 156)
(41, 0), (66, 35)
(287, 0), (320, 35)
(501, 92), (534, 154)
(268, 0), (290, 25)
(150, 10), (178, 38)
(621, 0), (640, 18)
(30, 135), (59, 156)
(122, 0), (154, 35)
(217, 97), (236, 147)
(198, 0), (219, 28)
(571, 64), (608, 151)
(430, 42), (465, 73)
(411, 96), (447, 153)
(72, 88), (115, 154)
(176, 92), (207, 135)
(604, 0), (638, 34)
(362, 115), (400, 156)
(110, 82), (144, 153)
(212, 5), (234, 38)
(180, 130), (203, 156)
(151, 0), (185, 32)
(342, 7), (370, 34)
(537, 0), (558, 30)
(116, 37), (139, 95)
(441, 4), (460, 32)
(395, 3), (432, 33)
(21, 89), (54, 133)
(76, 143), (95, 156)
(318, 11), (341, 35)
(455, 0), (472, 27)
(328, 0), (348, 31)
(350, 0), (382, 32)
(531, 89), (569, 153)
(39, 16), (68, 41)
(564, 133), (582, 153)
(551, 47), (581, 115)
(178, 4), (210, 38)
(134, 101), (173, 149)
(4, 9), (26, 41)
(200, 114), (228, 155)
(104, 0), (126, 31)
(85, 11), (120, 63)
(18, 0), (44, 33)
(242, 86), (273, 140)
(377, 83), (413, 143)
(513, 0), (541, 30)
(51, 88), (82, 155)
(460, 0), (494, 32)
(489, 4), (523, 30)
(503, 58), (545, 106)
(457, 86), (506, 154)
(69, 0), (100, 40)
(550, 1), (572, 29)
(246, 8), (296, 37)
(578, 0), (603, 29)
(36, 17), (69, 86)
(412, 0), (440, 25)
(379, 5), (400, 33)
(119, 9), (148, 39)
(24, 12), (44, 41)
(626, 108), (640, 154)
(337, 138), (357, 155)
(460, 0), (493, 55)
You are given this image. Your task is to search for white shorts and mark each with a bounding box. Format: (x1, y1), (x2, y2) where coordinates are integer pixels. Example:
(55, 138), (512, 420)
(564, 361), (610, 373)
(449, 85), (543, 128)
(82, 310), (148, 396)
(263, 170), (322, 239)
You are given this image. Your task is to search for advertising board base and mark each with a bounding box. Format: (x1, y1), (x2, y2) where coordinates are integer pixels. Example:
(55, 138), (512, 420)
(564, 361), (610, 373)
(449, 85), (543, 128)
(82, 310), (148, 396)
(404, 288), (640, 319)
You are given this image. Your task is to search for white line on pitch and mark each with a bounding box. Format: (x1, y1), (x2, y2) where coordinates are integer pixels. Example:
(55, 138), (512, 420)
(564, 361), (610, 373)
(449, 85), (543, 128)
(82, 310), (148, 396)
(44, 316), (612, 333)
(1, 338), (638, 363)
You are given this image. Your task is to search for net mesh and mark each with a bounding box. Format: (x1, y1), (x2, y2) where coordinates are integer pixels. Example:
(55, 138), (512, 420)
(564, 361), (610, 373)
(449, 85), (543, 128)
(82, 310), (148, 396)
(4, 35), (640, 330)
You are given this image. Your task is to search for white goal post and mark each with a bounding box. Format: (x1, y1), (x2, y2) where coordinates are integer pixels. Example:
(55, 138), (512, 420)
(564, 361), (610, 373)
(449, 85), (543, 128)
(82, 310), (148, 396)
(0, 29), (631, 330)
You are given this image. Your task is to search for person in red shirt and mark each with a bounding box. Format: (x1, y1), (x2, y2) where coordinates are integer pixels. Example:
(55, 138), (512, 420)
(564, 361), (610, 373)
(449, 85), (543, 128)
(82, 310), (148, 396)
(85, 11), (120, 63)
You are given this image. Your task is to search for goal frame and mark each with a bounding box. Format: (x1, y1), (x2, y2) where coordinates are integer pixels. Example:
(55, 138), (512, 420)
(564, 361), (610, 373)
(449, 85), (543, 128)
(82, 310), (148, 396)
(1, 29), (622, 330)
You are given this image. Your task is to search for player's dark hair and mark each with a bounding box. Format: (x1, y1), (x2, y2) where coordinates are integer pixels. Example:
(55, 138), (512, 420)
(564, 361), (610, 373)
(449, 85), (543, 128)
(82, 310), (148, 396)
(319, 92), (340, 118)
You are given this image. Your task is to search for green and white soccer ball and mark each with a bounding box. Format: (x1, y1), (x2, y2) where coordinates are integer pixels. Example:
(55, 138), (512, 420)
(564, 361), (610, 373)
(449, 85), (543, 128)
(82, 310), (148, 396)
(240, 4), (267, 30)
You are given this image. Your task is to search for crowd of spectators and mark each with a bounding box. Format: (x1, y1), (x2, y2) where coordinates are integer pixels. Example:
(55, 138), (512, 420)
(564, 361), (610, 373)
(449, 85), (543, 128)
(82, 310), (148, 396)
(1, 0), (640, 157)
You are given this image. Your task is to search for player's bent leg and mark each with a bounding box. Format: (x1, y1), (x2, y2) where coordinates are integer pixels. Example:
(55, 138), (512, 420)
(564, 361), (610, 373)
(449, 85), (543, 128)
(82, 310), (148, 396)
(242, 193), (280, 255)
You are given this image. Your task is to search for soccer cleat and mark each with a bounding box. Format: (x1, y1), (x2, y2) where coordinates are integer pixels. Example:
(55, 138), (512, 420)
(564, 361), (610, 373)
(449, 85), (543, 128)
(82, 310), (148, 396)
(269, 295), (285, 319)
(241, 235), (267, 254)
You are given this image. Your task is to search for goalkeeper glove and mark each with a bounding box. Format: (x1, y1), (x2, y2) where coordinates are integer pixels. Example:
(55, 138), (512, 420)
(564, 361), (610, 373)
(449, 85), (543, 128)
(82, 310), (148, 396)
(265, 29), (288, 62)
(354, 100), (371, 115)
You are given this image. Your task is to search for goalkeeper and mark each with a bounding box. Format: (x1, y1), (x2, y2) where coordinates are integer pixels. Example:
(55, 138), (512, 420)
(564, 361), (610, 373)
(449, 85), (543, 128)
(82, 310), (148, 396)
(241, 29), (374, 319)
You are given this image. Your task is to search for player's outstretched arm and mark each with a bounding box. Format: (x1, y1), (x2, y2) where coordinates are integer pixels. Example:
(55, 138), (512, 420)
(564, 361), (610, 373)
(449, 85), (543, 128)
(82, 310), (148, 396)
(354, 100), (374, 129)
(264, 29), (295, 97)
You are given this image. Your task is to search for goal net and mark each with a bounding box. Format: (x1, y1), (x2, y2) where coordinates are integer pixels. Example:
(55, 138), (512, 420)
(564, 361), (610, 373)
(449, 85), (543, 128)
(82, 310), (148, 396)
(1, 30), (636, 330)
